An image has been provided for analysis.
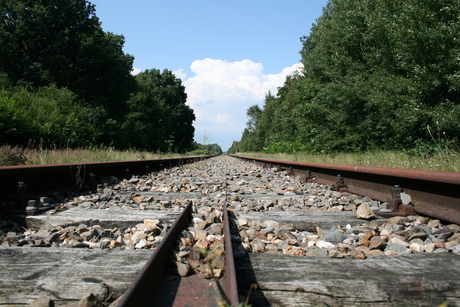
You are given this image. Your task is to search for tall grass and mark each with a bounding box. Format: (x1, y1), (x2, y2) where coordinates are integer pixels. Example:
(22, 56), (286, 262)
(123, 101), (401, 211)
(239, 149), (459, 173)
(0, 145), (181, 166)
(2, 144), (458, 173)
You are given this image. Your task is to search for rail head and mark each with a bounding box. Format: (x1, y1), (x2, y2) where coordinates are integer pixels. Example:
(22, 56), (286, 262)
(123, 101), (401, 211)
(231, 155), (460, 224)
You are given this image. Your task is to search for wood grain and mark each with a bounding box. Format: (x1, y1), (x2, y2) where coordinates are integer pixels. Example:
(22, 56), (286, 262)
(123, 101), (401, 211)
(0, 247), (151, 306)
(236, 252), (460, 306)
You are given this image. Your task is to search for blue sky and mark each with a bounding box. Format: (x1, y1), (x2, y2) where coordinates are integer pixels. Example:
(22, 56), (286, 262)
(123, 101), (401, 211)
(90, 0), (328, 151)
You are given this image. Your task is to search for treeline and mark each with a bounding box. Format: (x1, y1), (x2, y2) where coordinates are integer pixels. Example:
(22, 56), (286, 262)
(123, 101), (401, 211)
(229, 0), (460, 155)
(0, 0), (195, 152)
(188, 142), (223, 155)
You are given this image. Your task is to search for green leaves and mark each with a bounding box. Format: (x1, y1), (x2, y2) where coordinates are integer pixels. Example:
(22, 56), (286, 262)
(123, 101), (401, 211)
(123, 69), (195, 152)
(0, 85), (98, 146)
(1, 1), (194, 152)
(232, 0), (460, 154)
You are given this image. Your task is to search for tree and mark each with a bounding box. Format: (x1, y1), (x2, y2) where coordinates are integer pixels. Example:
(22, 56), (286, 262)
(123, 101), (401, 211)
(233, 0), (460, 153)
(0, 0), (135, 122)
(123, 69), (195, 152)
(0, 84), (98, 146)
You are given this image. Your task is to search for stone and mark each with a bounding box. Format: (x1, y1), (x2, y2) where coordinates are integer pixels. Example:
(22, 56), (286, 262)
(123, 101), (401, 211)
(316, 240), (335, 249)
(329, 250), (345, 258)
(283, 246), (306, 256)
(193, 229), (208, 241)
(30, 297), (54, 307)
(384, 243), (410, 255)
(176, 262), (191, 277)
(195, 220), (209, 230)
(356, 203), (376, 219)
(432, 227), (453, 241)
(351, 249), (367, 259)
(189, 247), (202, 261)
(386, 216), (407, 225)
(237, 218), (248, 227)
(388, 236), (409, 247)
(446, 224), (460, 232)
(369, 249), (383, 256)
(445, 241), (459, 249)
(427, 219), (441, 228)
(305, 248), (328, 257)
(320, 229), (347, 244)
(369, 236), (386, 250)
(135, 239), (148, 249)
(211, 256), (225, 269)
(133, 195), (145, 203)
(410, 243), (424, 253)
(264, 220), (281, 229)
(251, 238), (265, 252)
(400, 192), (412, 205)
(265, 244), (279, 253)
(44, 233), (60, 244)
(358, 230), (373, 246)
(77, 293), (104, 307)
(194, 238), (209, 249)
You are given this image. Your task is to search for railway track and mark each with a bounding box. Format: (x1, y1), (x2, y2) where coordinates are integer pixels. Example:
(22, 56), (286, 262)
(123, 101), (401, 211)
(1, 155), (459, 306)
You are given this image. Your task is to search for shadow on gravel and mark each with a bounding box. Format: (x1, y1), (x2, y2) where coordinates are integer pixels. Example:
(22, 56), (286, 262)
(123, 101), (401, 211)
(228, 210), (271, 307)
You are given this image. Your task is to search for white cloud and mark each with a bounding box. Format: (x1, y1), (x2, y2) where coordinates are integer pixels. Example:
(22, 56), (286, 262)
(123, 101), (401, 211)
(181, 58), (303, 151)
(172, 68), (187, 80)
(214, 113), (232, 124)
(131, 67), (142, 75)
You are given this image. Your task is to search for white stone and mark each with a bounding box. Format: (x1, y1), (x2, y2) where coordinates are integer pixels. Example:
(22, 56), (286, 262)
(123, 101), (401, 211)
(424, 243), (436, 253)
(400, 192), (412, 205)
(388, 236), (409, 247)
(237, 218), (248, 226)
(316, 240), (335, 249)
(410, 243), (424, 253)
(356, 203), (376, 219)
(135, 239), (148, 249)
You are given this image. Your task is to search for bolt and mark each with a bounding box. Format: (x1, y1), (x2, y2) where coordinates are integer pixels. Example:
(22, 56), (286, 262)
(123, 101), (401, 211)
(391, 185), (403, 200)
(15, 182), (27, 195)
(336, 174), (344, 185)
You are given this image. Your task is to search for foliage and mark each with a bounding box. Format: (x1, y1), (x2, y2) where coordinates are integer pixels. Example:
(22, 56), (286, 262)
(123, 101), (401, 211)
(123, 69), (195, 152)
(0, 145), (27, 166)
(230, 0), (460, 155)
(0, 85), (98, 146)
(188, 141), (222, 155)
(0, 0), (135, 119)
(0, 1), (196, 153)
(238, 148), (459, 173)
(0, 144), (183, 166)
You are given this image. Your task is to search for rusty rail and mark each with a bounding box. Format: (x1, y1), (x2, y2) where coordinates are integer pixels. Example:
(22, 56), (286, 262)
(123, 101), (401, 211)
(117, 201), (194, 306)
(222, 201), (239, 306)
(0, 155), (215, 215)
(232, 155), (460, 225)
(116, 201), (239, 306)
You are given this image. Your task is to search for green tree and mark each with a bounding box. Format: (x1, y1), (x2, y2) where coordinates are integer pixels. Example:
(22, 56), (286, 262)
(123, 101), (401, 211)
(0, 0), (135, 124)
(0, 84), (98, 146)
(233, 0), (460, 154)
(123, 69), (195, 152)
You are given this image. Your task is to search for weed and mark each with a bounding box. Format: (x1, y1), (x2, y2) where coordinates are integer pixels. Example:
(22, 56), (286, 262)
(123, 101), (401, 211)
(240, 149), (459, 173)
(0, 146), (27, 166)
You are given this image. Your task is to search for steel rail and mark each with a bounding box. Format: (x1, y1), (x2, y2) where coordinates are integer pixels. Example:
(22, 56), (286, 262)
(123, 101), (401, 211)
(117, 201), (193, 307)
(222, 201), (240, 306)
(231, 155), (460, 224)
(116, 201), (239, 306)
(0, 155), (215, 214)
